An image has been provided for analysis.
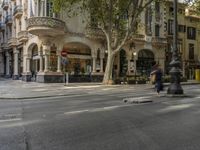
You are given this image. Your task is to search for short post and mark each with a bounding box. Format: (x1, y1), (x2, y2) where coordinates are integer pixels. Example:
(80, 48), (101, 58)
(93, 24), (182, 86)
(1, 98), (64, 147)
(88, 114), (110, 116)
(65, 72), (69, 85)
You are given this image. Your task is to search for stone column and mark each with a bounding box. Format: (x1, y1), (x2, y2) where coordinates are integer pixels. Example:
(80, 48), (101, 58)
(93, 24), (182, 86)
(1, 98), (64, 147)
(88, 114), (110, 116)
(39, 55), (44, 72)
(44, 53), (49, 72)
(37, 0), (39, 16)
(5, 52), (10, 78)
(92, 57), (96, 73)
(13, 48), (19, 79)
(39, 52), (43, 72)
(40, 0), (44, 16)
(44, 0), (47, 17)
(26, 57), (31, 73)
(57, 53), (61, 72)
(43, 45), (50, 72)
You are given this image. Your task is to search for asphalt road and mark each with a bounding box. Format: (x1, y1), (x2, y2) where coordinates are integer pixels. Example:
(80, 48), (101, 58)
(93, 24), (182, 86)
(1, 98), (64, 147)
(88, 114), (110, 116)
(0, 85), (200, 150)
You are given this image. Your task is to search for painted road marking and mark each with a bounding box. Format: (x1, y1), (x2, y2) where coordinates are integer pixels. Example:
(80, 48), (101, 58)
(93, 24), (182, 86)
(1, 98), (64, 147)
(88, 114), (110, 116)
(0, 118), (22, 123)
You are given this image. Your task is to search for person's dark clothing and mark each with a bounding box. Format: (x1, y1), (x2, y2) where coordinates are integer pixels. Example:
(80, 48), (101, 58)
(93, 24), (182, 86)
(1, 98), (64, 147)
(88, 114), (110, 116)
(155, 69), (163, 93)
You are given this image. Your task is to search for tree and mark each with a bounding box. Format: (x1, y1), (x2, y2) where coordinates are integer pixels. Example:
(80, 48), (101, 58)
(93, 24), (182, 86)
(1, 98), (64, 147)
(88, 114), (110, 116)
(51, 0), (158, 84)
(184, 0), (200, 14)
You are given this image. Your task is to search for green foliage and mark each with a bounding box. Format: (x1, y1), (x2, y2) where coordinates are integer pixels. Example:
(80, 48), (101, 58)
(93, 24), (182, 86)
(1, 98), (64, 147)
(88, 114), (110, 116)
(50, 0), (156, 40)
(184, 0), (200, 15)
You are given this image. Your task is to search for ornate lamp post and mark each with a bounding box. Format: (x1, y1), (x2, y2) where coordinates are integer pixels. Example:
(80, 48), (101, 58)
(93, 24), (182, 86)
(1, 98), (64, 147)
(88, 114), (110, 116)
(167, 0), (184, 95)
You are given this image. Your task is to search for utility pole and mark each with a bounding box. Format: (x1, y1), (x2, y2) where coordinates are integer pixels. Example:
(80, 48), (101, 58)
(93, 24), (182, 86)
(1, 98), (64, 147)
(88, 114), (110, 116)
(167, 0), (184, 95)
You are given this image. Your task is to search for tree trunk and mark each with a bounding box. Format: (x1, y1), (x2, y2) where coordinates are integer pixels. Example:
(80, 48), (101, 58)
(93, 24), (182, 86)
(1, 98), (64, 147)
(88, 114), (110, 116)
(103, 53), (115, 85)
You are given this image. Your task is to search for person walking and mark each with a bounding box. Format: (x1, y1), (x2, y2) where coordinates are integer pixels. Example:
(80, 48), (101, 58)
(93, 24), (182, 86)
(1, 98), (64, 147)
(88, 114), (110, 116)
(155, 68), (163, 95)
(150, 65), (163, 95)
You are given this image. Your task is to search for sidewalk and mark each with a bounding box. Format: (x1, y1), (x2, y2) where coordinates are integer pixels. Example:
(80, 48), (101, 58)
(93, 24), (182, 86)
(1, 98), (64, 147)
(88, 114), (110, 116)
(0, 78), (199, 99)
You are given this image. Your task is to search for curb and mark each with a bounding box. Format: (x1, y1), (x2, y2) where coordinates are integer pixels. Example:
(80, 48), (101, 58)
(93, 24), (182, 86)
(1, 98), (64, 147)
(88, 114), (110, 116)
(0, 93), (79, 100)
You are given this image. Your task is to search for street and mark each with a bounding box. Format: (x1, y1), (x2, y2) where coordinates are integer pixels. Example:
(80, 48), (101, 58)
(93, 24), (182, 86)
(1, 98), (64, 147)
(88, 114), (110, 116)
(0, 85), (200, 150)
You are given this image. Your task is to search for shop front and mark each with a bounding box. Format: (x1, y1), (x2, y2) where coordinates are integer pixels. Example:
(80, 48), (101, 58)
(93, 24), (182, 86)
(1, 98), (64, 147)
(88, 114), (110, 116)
(62, 42), (94, 82)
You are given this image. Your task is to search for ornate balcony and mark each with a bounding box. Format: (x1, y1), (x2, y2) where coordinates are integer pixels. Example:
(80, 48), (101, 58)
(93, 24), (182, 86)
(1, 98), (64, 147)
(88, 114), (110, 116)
(27, 17), (66, 37)
(8, 37), (17, 47)
(0, 23), (5, 32)
(152, 37), (167, 48)
(131, 34), (145, 42)
(2, 0), (9, 10)
(5, 15), (12, 26)
(18, 31), (28, 43)
(85, 27), (105, 40)
(13, 5), (23, 18)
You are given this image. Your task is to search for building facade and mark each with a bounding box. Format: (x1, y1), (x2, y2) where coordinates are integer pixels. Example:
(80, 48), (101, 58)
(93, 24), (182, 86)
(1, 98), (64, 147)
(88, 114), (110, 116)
(0, 0), (198, 83)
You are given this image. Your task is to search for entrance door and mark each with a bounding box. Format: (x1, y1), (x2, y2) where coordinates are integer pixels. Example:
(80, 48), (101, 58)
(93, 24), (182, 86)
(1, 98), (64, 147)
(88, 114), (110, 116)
(137, 49), (155, 76)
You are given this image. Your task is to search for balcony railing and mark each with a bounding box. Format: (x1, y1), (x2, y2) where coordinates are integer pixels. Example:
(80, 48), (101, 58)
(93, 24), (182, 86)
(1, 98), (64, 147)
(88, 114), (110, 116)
(85, 27), (105, 40)
(2, 0), (9, 10)
(18, 31), (28, 43)
(8, 37), (17, 47)
(13, 5), (23, 18)
(5, 15), (12, 26)
(27, 17), (66, 36)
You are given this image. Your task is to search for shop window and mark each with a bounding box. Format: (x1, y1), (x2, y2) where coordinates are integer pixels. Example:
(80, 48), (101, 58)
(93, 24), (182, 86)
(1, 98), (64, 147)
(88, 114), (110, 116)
(50, 45), (57, 72)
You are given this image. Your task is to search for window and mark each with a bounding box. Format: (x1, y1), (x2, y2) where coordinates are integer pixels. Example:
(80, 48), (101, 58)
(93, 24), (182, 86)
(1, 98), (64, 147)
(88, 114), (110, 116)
(145, 6), (152, 35)
(46, 1), (53, 17)
(189, 43), (194, 60)
(187, 27), (196, 40)
(168, 19), (173, 35)
(155, 2), (160, 13)
(178, 25), (186, 33)
(169, 7), (174, 16)
(155, 24), (160, 37)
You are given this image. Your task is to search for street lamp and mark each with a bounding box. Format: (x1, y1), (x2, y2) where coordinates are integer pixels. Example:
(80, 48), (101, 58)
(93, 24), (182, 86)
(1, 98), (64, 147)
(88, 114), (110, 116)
(129, 43), (137, 80)
(167, 0), (184, 95)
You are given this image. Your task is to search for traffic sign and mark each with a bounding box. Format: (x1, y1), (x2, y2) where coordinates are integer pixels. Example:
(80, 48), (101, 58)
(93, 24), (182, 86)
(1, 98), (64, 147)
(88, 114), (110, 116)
(61, 57), (68, 65)
(61, 50), (67, 57)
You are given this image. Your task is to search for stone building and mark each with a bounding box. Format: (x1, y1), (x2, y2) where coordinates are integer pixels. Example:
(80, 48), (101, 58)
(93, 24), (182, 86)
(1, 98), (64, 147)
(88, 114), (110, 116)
(0, 0), (198, 83)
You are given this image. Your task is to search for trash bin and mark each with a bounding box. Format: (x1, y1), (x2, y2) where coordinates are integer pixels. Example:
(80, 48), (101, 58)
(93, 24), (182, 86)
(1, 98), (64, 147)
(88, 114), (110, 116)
(195, 69), (200, 81)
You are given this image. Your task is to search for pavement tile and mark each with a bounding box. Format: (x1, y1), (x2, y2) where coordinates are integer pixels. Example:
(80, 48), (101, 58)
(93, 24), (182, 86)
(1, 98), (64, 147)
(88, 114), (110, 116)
(0, 78), (199, 99)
